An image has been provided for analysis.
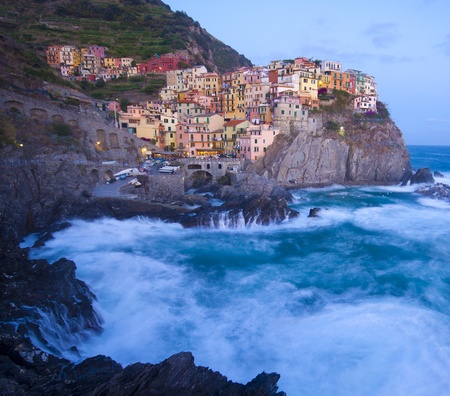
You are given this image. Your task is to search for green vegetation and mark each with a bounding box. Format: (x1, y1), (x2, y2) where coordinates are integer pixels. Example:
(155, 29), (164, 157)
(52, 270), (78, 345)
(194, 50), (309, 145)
(73, 74), (166, 99)
(217, 175), (231, 186)
(52, 121), (71, 137)
(0, 0), (252, 75)
(0, 113), (18, 145)
(376, 101), (390, 119)
(332, 89), (351, 109)
(326, 120), (342, 131)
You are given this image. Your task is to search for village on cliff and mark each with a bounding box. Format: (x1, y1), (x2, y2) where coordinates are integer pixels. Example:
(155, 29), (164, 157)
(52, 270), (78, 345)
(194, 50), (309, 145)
(46, 45), (379, 160)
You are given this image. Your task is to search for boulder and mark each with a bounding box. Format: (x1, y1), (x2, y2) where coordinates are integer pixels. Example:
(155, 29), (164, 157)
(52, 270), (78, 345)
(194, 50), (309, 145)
(410, 168), (435, 185)
(416, 183), (450, 199)
(434, 171), (445, 178)
(308, 207), (321, 217)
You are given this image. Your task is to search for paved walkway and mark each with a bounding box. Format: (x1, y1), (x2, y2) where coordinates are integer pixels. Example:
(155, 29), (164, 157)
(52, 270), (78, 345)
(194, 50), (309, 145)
(93, 178), (134, 198)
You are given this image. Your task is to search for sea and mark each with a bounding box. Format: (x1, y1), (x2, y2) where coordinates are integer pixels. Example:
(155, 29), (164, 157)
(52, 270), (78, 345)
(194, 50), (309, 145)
(23, 145), (450, 396)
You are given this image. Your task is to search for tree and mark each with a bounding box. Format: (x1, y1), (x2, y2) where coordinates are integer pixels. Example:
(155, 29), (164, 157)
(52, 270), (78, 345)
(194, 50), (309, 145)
(95, 78), (106, 88)
(119, 97), (130, 112)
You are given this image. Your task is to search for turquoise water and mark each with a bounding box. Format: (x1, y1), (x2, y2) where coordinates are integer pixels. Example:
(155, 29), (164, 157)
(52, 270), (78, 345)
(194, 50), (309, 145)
(408, 145), (450, 173)
(26, 146), (450, 396)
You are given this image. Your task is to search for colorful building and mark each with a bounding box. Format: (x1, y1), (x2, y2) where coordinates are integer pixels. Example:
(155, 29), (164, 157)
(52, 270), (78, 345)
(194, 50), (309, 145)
(238, 124), (280, 161)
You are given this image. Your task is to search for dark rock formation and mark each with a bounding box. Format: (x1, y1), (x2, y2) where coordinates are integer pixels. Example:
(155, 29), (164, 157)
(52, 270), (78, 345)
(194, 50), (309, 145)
(308, 208), (321, 218)
(416, 183), (450, 200)
(0, 240), (102, 359)
(212, 172), (298, 226)
(434, 171), (445, 178)
(410, 168), (435, 185)
(0, 162), (96, 240)
(0, 330), (285, 396)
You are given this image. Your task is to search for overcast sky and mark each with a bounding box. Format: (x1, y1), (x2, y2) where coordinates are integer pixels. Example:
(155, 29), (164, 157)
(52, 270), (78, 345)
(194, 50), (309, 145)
(164, 0), (450, 146)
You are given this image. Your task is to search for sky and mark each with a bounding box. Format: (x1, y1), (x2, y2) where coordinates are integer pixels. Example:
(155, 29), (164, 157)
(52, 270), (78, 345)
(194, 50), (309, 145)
(163, 0), (450, 146)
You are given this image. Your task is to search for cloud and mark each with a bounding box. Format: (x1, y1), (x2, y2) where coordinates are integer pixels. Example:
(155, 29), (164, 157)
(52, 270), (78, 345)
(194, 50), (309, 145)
(436, 34), (450, 56)
(378, 54), (415, 63)
(364, 23), (398, 48)
(426, 117), (450, 123)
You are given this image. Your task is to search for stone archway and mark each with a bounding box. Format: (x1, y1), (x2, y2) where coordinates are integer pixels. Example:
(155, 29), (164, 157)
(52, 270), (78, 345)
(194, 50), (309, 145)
(90, 169), (100, 183)
(52, 114), (64, 123)
(105, 169), (114, 181)
(187, 170), (213, 190)
(30, 108), (48, 121)
(3, 100), (24, 112)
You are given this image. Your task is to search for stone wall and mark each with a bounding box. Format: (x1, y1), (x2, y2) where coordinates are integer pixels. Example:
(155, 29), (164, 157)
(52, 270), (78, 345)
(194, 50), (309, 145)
(140, 174), (185, 203)
(0, 89), (151, 164)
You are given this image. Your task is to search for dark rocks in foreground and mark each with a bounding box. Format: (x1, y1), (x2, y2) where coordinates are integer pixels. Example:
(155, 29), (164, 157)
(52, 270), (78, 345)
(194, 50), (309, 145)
(0, 241), (285, 395)
(0, 332), (285, 396)
(0, 240), (102, 357)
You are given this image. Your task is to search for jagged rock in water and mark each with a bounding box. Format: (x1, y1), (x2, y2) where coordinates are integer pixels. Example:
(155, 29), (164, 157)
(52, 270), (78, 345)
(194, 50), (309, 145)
(410, 168), (435, 185)
(416, 183), (450, 199)
(308, 208), (322, 217)
(0, 240), (102, 360)
(216, 172), (298, 225)
(434, 170), (445, 178)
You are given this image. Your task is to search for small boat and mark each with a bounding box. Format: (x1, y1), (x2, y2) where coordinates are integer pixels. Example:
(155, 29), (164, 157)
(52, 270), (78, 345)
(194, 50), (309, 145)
(128, 177), (142, 187)
(113, 168), (145, 178)
(158, 166), (180, 174)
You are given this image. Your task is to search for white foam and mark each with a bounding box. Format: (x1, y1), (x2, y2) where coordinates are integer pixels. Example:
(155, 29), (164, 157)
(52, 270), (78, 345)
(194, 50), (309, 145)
(418, 197), (450, 209)
(26, 187), (450, 396)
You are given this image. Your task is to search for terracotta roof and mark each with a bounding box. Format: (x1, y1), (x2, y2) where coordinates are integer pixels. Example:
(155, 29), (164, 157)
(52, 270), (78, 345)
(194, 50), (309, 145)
(224, 119), (248, 127)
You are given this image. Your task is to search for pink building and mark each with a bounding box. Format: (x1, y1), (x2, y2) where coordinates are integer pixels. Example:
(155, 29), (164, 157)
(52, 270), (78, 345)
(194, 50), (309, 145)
(87, 45), (107, 59)
(238, 124), (280, 161)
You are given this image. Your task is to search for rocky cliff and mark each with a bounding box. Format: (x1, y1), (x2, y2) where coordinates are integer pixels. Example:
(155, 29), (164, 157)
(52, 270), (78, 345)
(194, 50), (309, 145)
(250, 103), (411, 186)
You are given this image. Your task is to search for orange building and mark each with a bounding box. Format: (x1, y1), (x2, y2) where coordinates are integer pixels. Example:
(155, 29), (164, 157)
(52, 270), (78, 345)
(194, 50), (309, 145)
(46, 45), (62, 67)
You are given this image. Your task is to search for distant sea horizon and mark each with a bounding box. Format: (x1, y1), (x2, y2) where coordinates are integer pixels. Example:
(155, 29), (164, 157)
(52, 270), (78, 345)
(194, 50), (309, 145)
(407, 144), (450, 173)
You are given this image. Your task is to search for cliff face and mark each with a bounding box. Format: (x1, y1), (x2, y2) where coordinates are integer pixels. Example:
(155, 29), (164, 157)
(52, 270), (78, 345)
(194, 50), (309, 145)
(250, 106), (411, 186)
